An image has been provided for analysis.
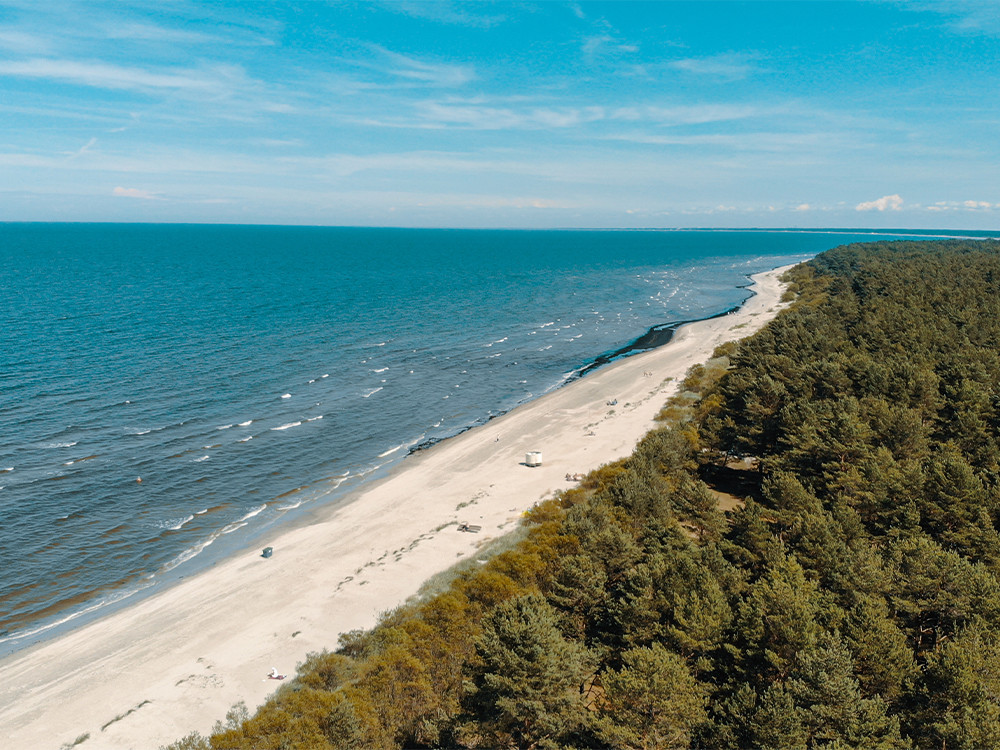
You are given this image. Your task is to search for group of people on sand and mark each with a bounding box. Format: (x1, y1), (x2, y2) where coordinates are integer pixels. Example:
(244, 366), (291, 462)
(565, 473), (584, 482)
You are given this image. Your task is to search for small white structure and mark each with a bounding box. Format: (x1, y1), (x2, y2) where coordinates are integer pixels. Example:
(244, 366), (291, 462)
(525, 451), (543, 467)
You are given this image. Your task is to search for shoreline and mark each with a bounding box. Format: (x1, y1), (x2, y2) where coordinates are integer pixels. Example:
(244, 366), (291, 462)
(0, 264), (795, 750)
(0, 277), (762, 657)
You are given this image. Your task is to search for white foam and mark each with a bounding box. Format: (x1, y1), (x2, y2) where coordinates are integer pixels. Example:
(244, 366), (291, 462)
(238, 436), (253, 443)
(378, 443), (406, 458)
(217, 424), (233, 430)
(278, 500), (304, 510)
(47, 441), (78, 448)
(362, 387), (383, 398)
(322, 374), (329, 378)
(272, 421), (301, 431)
(306, 415), (323, 422)
(308, 379), (316, 384)
(372, 367), (388, 373)
(161, 536), (216, 573)
(238, 420), (253, 427)
(281, 393), (291, 399)
(162, 514), (194, 531)
(0, 583), (154, 647)
(194, 455), (209, 462)
(196, 508), (208, 514)
(239, 504), (267, 522)
(0, 467), (11, 473)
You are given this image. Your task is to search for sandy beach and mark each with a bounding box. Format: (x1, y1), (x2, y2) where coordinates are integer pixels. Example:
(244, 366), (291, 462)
(0, 265), (792, 750)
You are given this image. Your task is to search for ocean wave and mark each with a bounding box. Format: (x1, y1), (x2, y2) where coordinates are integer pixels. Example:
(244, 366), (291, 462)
(277, 500), (304, 510)
(194, 455), (210, 462)
(281, 393), (291, 399)
(62, 454), (97, 466)
(372, 367), (388, 373)
(240, 504), (267, 522)
(378, 443), (407, 458)
(322, 373), (329, 378)
(0, 583), (154, 647)
(160, 514), (195, 531)
(362, 387), (383, 398)
(239, 420), (253, 427)
(1, 467), (13, 473)
(237, 436), (253, 443)
(220, 521), (248, 534)
(46, 441), (78, 449)
(272, 421), (301, 431)
(306, 415), (323, 422)
(217, 424), (233, 430)
(160, 535), (217, 574)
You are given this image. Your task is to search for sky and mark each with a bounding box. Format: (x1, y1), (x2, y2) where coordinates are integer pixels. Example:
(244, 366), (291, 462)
(0, 0), (998, 229)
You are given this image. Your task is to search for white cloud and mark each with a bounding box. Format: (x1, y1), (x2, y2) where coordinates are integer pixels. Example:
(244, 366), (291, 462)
(927, 199), (994, 212)
(794, 203), (811, 212)
(387, 99), (606, 130)
(0, 58), (232, 93)
(855, 194), (903, 211)
(113, 186), (158, 199)
(0, 29), (53, 54)
(668, 53), (758, 81)
(371, 47), (474, 87)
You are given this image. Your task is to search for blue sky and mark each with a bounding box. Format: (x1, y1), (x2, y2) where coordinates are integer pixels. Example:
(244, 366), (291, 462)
(0, 0), (998, 228)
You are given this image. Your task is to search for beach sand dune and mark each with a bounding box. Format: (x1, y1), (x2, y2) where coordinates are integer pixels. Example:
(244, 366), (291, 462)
(0, 266), (792, 750)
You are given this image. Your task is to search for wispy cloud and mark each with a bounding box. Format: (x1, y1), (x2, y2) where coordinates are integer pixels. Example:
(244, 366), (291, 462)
(410, 99), (605, 130)
(926, 199), (995, 212)
(364, 46), (475, 87)
(365, 98), (758, 132)
(112, 186), (159, 200)
(378, 1), (507, 28)
(0, 29), (54, 54)
(610, 104), (758, 126)
(915, 0), (1000, 37)
(0, 58), (240, 94)
(856, 194), (904, 211)
(667, 53), (759, 81)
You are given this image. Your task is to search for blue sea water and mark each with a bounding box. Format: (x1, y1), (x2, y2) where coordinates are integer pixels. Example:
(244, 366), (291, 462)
(0, 224), (991, 654)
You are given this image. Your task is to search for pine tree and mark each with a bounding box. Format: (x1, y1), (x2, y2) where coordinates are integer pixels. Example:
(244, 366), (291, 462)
(595, 642), (707, 750)
(470, 593), (592, 749)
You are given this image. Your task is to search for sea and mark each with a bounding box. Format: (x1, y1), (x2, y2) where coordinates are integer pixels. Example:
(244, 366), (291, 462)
(0, 224), (993, 655)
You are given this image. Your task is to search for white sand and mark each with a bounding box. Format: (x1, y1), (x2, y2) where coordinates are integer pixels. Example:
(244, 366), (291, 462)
(0, 266), (792, 750)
